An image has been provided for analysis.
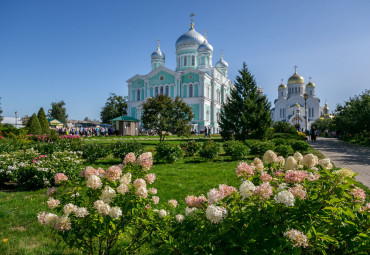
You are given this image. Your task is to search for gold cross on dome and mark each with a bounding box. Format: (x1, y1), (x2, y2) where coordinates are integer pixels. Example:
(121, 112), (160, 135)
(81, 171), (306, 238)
(294, 65), (298, 73)
(309, 76), (312, 81)
(203, 30), (207, 39)
(221, 49), (223, 58)
(157, 39), (160, 48)
(190, 13), (195, 29)
(281, 78), (284, 83)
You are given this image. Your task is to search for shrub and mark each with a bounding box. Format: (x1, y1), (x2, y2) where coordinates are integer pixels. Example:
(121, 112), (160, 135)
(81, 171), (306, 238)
(271, 138), (294, 146)
(223, 140), (249, 159)
(272, 132), (304, 140)
(291, 140), (310, 153)
(37, 153), (166, 254)
(274, 144), (294, 157)
(81, 143), (111, 163)
(199, 140), (221, 161)
(181, 140), (200, 157)
(244, 140), (275, 156)
(111, 141), (144, 160)
(273, 121), (297, 134)
(155, 143), (183, 163)
(156, 154), (370, 254)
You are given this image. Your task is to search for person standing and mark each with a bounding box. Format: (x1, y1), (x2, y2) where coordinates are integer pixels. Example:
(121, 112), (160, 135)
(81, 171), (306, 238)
(311, 127), (316, 142)
(204, 127), (208, 138)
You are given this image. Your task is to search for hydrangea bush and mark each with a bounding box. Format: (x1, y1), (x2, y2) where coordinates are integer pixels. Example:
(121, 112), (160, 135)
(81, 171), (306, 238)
(155, 150), (370, 254)
(38, 152), (174, 254)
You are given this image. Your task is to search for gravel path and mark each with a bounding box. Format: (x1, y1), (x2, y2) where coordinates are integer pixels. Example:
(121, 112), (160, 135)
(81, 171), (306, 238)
(309, 137), (370, 188)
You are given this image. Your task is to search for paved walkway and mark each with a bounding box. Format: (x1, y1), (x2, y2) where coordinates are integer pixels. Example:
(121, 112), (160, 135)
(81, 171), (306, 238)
(309, 137), (370, 188)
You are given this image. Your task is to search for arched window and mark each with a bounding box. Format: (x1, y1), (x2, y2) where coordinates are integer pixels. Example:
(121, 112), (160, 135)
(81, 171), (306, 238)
(295, 87), (297, 93)
(137, 89), (140, 101)
(155, 87), (158, 97)
(160, 86), (164, 95)
(310, 90), (312, 95)
(178, 58), (180, 67)
(165, 86), (169, 96)
(184, 56), (187, 66)
(217, 113), (220, 122)
(189, 84), (193, 97)
(191, 55), (195, 66)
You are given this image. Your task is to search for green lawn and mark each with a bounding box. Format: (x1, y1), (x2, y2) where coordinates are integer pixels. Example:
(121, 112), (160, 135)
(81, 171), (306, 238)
(1, 137), (369, 254)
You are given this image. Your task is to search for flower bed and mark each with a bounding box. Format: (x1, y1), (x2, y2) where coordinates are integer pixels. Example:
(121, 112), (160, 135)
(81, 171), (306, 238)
(37, 150), (370, 254)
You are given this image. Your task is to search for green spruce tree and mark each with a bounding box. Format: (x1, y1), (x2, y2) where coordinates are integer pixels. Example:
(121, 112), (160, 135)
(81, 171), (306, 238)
(27, 113), (42, 135)
(219, 63), (272, 140)
(37, 107), (51, 135)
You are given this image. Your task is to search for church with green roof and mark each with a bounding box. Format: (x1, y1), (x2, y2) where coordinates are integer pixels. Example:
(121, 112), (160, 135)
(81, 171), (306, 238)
(126, 15), (233, 134)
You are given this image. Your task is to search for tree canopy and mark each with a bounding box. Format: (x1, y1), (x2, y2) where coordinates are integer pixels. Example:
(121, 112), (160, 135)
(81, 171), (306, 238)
(141, 95), (194, 142)
(50, 101), (68, 125)
(37, 107), (50, 135)
(334, 89), (370, 142)
(100, 93), (127, 124)
(219, 63), (272, 140)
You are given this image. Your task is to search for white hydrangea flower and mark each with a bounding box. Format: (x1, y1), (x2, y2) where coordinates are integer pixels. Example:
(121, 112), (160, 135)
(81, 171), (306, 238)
(284, 229), (308, 247)
(63, 203), (77, 216)
(206, 205), (228, 224)
(94, 200), (111, 215)
(274, 190), (295, 207)
(185, 207), (198, 216)
(152, 196), (160, 204)
(275, 156), (285, 165)
(176, 214), (185, 223)
(86, 175), (102, 189)
(239, 180), (255, 200)
(293, 152), (303, 162)
(120, 172), (132, 185)
(318, 158), (332, 169)
(54, 216), (71, 231)
(100, 186), (116, 203)
(263, 150), (277, 164)
(277, 183), (288, 192)
(301, 154), (318, 168)
(109, 206), (122, 219)
(47, 198), (60, 209)
(75, 207), (89, 218)
(285, 156), (297, 170)
(45, 213), (59, 226)
(117, 183), (129, 195)
(135, 187), (148, 198)
(207, 188), (223, 204)
(158, 209), (167, 218)
(168, 199), (178, 208)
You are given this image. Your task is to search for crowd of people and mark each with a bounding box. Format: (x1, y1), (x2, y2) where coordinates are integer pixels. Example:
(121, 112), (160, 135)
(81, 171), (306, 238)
(54, 126), (116, 137)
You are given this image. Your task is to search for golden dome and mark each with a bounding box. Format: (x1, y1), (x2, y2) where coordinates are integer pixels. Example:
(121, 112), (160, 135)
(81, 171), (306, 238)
(294, 101), (300, 107)
(288, 72), (305, 84)
(306, 81), (316, 88)
(278, 82), (286, 89)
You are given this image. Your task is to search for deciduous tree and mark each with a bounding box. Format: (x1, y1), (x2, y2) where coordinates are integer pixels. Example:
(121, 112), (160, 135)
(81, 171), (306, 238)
(100, 93), (127, 124)
(142, 95), (194, 142)
(50, 101), (68, 125)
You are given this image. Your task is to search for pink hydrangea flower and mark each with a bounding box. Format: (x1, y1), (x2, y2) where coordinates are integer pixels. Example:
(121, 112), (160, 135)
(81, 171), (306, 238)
(54, 173), (68, 184)
(218, 184), (237, 198)
(145, 173), (156, 184)
(253, 182), (273, 200)
(105, 166), (122, 181)
(137, 152), (153, 171)
(185, 195), (207, 208)
(81, 166), (99, 178)
(289, 185), (306, 200)
(133, 178), (146, 189)
(274, 170), (285, 176)
(285, 171), (309, 183)
(123, 152), (136, 164)
(235, 162), (254, 178)
(359, 203), (370, 212)
(260, 172), (273, 182)
(350, 187), (366, 202)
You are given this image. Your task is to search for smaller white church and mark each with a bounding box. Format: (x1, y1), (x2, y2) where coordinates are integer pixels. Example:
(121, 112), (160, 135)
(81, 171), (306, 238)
(272, 67), (326, 130)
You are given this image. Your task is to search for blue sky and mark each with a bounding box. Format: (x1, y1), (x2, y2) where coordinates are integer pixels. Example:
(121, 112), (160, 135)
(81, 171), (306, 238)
(1, 0), (369, 121)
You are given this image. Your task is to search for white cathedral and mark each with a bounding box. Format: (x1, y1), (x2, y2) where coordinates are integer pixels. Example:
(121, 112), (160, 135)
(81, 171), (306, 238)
(272, 67), (327, 130)
(126, 15), (233, 134)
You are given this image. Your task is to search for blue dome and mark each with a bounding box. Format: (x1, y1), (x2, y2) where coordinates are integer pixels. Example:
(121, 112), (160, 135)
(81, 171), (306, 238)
(176, 28), (204, 49)
(216, 57), (228, 68)
(151, 47), (165, 60)
(197, 39), (213, 53)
